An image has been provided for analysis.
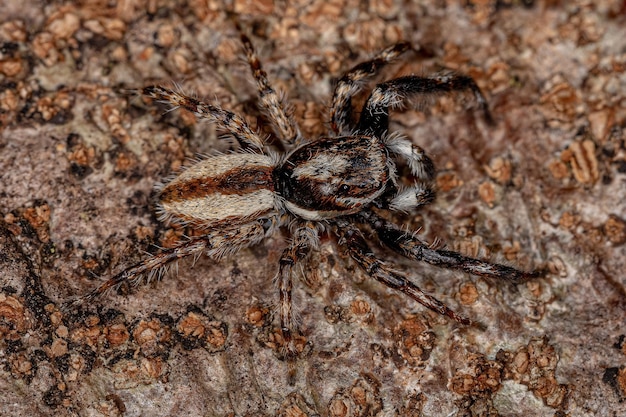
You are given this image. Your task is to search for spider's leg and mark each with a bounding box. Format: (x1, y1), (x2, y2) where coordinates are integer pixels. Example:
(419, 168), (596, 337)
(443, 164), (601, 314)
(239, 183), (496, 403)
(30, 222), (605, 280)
(330, 43), (411, 135)
(334, 219), (472, 325)
(240, 33), (301, 146)
(275, 222), (319, 362)
(385, 133), (435, 182)
(384, 183), (436, 213)
(143, 86), (266, 149)
(356, 73), (493, 137)
(358, 210), (544, 282)
(69, 221), (268, 307)
(383, 133), (436, 212)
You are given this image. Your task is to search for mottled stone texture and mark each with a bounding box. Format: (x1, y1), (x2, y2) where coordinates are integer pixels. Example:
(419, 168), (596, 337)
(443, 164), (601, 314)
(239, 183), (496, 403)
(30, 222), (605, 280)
(1, 1), (625, 416)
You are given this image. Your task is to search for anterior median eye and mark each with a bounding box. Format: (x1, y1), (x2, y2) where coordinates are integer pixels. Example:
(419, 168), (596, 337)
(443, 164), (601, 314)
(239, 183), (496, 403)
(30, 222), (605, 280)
(339, 184), (351, 193)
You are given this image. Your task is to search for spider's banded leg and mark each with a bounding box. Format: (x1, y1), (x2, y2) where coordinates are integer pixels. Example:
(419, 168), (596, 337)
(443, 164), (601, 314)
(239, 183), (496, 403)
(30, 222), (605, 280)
(385, 134), (435, 182)
(73, 237), (210, 305)
(335, 220), (472, 325)
(240, 33), (301, 146)
(142, 86), (266, 149)
(383, 134), (436, 212)
(71, 221), (268, 307)
(385, 183), (436, 212)
(330, 43), (411, 135)
(275, 223), (319, 359)
(356, 73), (493, 138)
(359, 210), (544, 282)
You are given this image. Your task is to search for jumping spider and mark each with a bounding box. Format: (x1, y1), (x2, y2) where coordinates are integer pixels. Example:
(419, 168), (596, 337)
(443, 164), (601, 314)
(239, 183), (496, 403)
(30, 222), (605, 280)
(77, 33), (543, 356)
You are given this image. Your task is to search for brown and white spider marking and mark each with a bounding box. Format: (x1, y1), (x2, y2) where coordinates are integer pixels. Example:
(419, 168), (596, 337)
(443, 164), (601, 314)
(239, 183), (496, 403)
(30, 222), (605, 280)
(77, 33), (543, 357)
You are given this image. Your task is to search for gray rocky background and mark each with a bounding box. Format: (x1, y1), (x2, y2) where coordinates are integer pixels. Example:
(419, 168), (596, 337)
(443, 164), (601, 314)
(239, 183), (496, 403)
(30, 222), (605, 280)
(1, 1), (625, 416)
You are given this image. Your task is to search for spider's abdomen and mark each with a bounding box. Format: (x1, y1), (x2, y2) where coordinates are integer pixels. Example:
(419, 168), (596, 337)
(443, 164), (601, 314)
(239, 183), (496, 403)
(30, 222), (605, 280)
(275, 136), (389, 220)
(157, 153), (277, 227)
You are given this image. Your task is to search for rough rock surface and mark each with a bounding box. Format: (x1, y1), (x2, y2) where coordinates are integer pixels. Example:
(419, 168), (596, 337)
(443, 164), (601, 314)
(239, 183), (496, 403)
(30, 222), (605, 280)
(1, 1), (625, 416)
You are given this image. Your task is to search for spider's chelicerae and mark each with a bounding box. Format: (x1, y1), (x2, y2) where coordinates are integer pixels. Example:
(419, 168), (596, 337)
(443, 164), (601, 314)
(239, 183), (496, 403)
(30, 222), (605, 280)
(79, 33), (543, 356)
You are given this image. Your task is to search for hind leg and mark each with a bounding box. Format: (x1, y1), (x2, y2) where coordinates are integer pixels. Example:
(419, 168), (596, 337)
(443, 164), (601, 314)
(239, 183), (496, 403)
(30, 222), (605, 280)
(70, 221), (268, 306)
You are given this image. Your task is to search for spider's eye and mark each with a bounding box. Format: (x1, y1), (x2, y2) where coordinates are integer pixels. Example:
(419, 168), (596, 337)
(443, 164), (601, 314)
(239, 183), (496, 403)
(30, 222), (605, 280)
(339, 184), (351, 193)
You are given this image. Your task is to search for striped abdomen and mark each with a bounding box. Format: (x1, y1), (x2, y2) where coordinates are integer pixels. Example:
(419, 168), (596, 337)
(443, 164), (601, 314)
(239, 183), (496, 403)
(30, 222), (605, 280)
(157, 153), (277, 228)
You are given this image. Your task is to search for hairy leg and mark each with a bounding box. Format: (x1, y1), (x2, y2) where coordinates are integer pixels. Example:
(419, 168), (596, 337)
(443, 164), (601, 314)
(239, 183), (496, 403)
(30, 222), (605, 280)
(330, 43), (411, 135)
(385, 184), (436, 213)
(143, 86), (267, 149)
(275, 222), (319, 361)
(379, 133), (436, 212)
(70, 221), (268, 307)
(240, 33), (301, 146)
(334, 219), (472, 325)
(357, 73), (493, 137)
(358, 210), (544, 282)
(385, 133), (435, 182)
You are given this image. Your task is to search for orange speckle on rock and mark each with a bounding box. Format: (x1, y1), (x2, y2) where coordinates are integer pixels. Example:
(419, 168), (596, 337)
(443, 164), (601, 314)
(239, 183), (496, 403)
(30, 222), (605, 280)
(246, 305), (268, 326)
(437, 171), (463, 192)
(106, 323), (130, 347)
(478, 181), (496, 207)
(459, 282), (479, 305)
(349, 299), (371, 316)
(605, 215), (626, 245)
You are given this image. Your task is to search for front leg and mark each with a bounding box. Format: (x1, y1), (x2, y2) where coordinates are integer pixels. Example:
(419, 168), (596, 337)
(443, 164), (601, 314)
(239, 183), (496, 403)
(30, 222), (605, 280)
(357, 73), (493, 138)
(358, 210), (545, 283)
(334, 219), (472, 325)
(383, 134), (437, 212)
(330, 43), (411, 135)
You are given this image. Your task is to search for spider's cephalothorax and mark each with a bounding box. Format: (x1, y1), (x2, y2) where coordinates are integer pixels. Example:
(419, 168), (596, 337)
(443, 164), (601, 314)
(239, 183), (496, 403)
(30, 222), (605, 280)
(78, 34), (543, 358)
